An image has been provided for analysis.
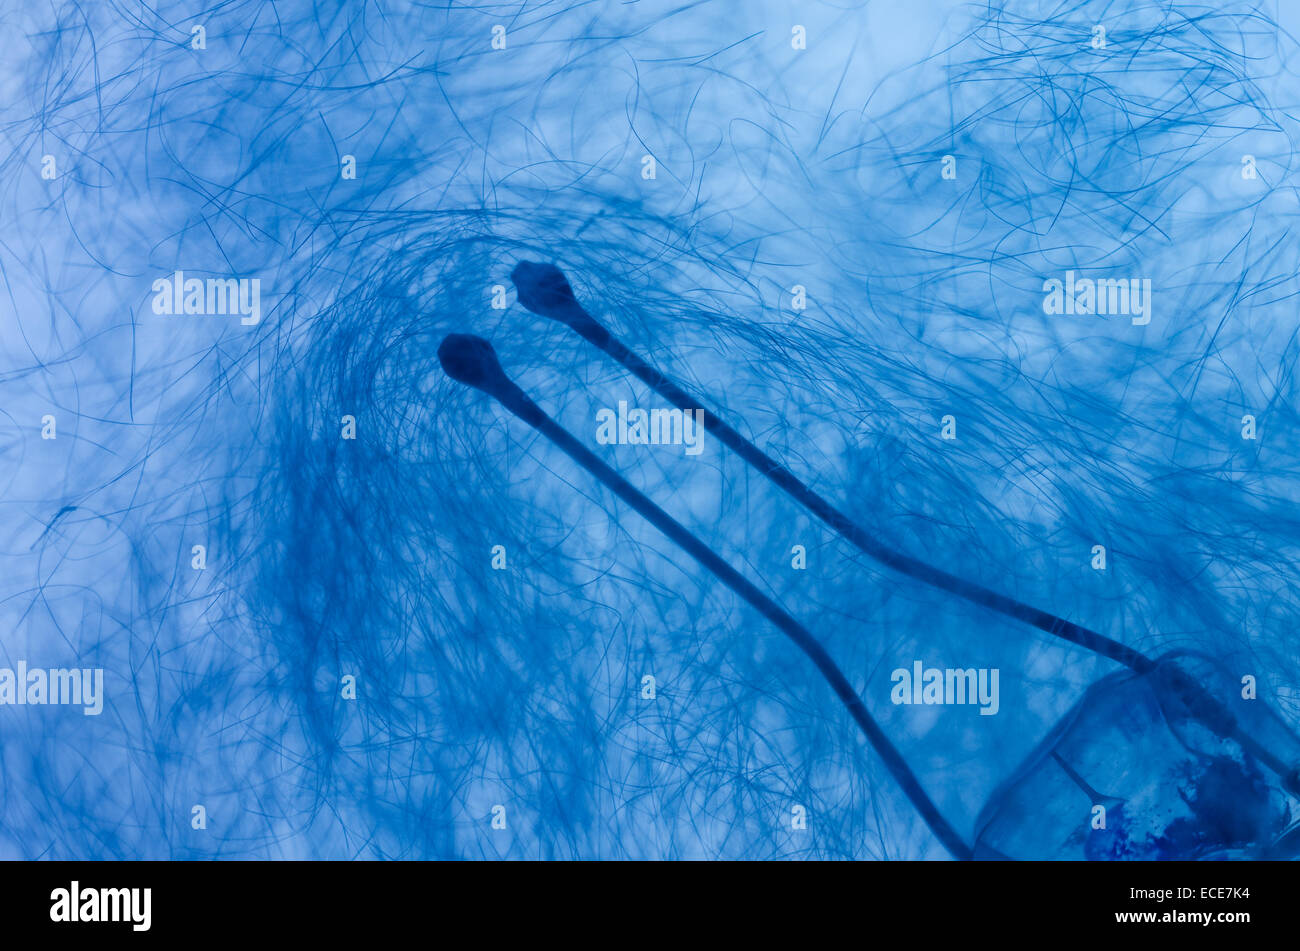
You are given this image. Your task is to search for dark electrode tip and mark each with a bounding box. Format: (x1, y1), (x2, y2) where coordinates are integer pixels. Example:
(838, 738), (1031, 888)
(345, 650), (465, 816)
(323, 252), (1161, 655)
(511, 261), (581, 317)
(438, 333), (509, 393)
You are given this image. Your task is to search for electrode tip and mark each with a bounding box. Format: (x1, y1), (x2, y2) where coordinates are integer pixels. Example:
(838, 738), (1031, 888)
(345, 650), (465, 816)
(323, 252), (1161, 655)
(511, 260), (580, 317)
(438, 333), (509, 392)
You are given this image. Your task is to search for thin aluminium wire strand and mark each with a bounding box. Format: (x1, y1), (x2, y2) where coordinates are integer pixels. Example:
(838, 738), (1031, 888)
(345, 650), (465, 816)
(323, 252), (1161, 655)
(436, 332), (974, 861)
